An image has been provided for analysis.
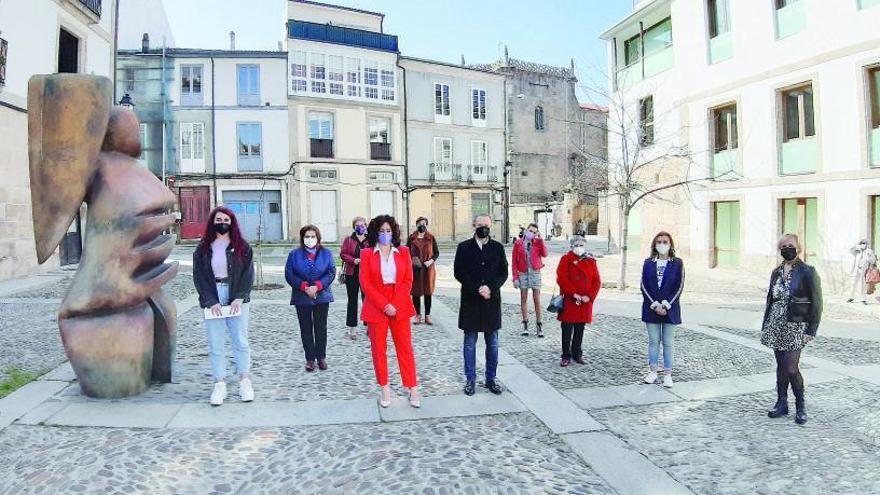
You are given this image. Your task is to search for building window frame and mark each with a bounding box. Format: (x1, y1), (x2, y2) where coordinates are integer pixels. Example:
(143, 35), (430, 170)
(472, 88), (487, 126)
(369, 116), (392, 161)
(712, 103), (738, 152)
(180, 122), (206, 172)
(236, 64), (261, 106)
(535, 105), (545, 130)
(309, 168), (338, 180)
(0, 36), (7, 88)
(781, 83), (815, 143)
(434, 82), (451, 123)
(236, 122), (263, 171)
(180, 64), (204, 106)
(639, 96), (654, 146)
(309, 111), (335, 159)
(470, 140), (488, 178)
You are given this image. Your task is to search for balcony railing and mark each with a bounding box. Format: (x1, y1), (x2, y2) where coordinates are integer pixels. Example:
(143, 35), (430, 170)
(310, 139), (334, 159)
(370, 142), (391, 161)
(429, 163), (500, 183)
(429, 162), (462, 182)
(288, 20), (399, 53)
(77, 0), (102, 17)
(465, 165), (500, 183)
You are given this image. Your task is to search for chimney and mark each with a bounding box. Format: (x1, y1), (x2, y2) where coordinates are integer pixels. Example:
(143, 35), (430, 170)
(503, 45), (509, 66)
(142, 33), (150, 53)
(230, 31), (236, 50)
(460, 54), (466, 66)
(278, 41), (283, 52)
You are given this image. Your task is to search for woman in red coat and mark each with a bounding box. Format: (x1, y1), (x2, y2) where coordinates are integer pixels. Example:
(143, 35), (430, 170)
(360, 214), (421, 408)
(556, 235), (601, 367)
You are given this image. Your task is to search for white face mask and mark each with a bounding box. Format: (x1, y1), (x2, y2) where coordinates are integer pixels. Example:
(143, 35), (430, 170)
(656, 244), (670, 256)
(572, 246), (587, 257)
(304, 237), (318, 249)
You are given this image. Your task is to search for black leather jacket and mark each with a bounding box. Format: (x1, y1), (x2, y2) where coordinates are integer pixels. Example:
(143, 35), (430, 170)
(193, 242), (254, 308)
(762, 260), (823, 336)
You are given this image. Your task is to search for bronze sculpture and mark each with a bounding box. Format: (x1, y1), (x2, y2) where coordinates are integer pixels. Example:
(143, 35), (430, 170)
(28, 74), (178, 398)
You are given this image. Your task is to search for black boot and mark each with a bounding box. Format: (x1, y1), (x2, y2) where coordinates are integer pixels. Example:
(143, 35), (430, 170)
(793, 387), (807, 425)
(521, 320), (529, 336)
(536, 322), (544, 338)
(767, 384), (789, 418)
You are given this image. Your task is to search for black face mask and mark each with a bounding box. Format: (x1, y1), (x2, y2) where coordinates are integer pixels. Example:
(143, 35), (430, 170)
(417, 225), (427, 233)
(780, 247), (798, 261)
(476, 226), (490, 239)
(213, 222), (231, 235)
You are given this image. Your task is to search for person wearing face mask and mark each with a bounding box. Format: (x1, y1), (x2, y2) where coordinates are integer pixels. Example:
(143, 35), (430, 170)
(847, 239), (877, 305)
(640, 231), (685, 388)
(407, 217), (440, 325)
(359, 215), (421, 408)
(454, 215), (509, 396)
(341, 217), (369, 339)
(761, 233), (823, 426)
(512, 223), (548, 337)
(555, 236), (601, 367)
(285, 225), (336, 372)
(193, 206), (255, 406)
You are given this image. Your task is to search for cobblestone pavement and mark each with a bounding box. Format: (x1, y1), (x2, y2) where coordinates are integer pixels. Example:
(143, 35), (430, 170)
(0, 302), (64, 381)
(590, 381), (880, 495)
(0, 413), (614, 495)
(710, 325), (880, 366)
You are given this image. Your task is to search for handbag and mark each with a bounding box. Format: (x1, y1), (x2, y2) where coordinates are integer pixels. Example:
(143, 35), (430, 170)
(337, 269), (347, 285)
(547, 292), (564, 313)
(866, 265), (880, 285)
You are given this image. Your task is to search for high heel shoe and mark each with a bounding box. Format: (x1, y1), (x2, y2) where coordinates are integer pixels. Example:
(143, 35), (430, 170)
(409, 388), (421, 408)
(379, 386), (392, 408)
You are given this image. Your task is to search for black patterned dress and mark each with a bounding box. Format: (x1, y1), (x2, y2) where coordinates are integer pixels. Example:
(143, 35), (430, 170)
(761, 267), (808, 351)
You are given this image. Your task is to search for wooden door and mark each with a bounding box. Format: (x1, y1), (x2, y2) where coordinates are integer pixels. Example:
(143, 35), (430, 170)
(309, 190), (338, 242)
(432, 192), (454, 239)
(179, 187), (211, 239)
(713, 201), (741, 268)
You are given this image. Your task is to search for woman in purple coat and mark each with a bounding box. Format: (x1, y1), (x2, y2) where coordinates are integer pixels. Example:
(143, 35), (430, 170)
(640, 231), (685, 388)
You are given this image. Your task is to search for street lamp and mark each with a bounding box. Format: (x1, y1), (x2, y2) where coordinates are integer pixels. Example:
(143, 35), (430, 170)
(504, 160), (513, 243)
(118, 93), (135, 110)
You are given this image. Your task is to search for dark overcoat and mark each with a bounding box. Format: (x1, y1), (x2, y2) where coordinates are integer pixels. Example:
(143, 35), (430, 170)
(454, 238), (509, 332)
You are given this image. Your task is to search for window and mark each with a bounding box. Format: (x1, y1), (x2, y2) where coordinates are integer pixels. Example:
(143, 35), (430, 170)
(380, 64), (395, 101)
(472, 89), (487, 122)
(237, 65), (260, 106)
(309, 169), (337, 179)
(370, 171), (395, 182)
(713, 104), (738, 152)
(869, 67), (880, 130)
(291, 51), (307, 93)
(180, 64), (203, 105)
(180, 122), (205, 172)
(310, 53), (325, 80)
(782, 84), (815, 141)
(471, 140), (488, 176)
(471, 193), (491, 219)
(309, 112), (334, 158)
(369, 117), (391, 160)
(328, 55), (343, 95)
(138, 123), (147, 161)
(346, 57), (361, 97)
(433, 137), (453, 164)
(708, 0), (731, 38)
(775, 0), (800, 8)
(0, 36), (7, 87)
(237, 123), (262, 171)
(535, 106), (545, 130)
(434, 83), (450, 120)
(364, 60), (379, 100)
(125, 68), (136, 92)
(623, 17), (673, 65)
(58, 28), (79, 74)
(639, 96), (654, 146)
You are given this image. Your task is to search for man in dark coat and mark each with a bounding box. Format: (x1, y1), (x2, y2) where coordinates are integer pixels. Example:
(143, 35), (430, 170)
(454, 214), (509, 396)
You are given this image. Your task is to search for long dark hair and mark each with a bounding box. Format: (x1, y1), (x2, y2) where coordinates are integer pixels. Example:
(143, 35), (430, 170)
(649, 231), (676, 259)
(366, 214), (401, 248)
(197, 206), (248, 258)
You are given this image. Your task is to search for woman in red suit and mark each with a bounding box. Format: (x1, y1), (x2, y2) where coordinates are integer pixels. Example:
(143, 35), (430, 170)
(359, 214), (421, 408)
(556, 235), (601, 367)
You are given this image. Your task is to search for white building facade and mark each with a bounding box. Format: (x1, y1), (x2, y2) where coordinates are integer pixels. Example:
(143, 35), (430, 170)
(0, 0), (118, 279)
(286, 1), (405, 242)
(400, 56), (506, 240)
(602, 0), (880, 290)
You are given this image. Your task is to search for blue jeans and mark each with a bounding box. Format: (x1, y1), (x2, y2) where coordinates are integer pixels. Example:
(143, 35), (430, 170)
(646, 323), (676, 371)
(204, 283), (251, 381)
(463, 330), (499, 383)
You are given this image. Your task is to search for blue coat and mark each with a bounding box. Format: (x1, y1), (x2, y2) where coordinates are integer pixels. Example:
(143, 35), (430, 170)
(640, 257), (684, 325)
(285, 247), (336, 306)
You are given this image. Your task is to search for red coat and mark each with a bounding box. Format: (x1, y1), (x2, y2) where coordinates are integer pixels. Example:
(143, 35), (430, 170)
(512, 237), (547, 281)
(359, 246), (417, 324)
(555, 252), (601, 323)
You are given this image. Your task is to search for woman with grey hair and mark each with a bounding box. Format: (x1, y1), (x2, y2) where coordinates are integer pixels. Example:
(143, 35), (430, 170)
(555, 235), (601, 366)
(847, 239), (876, 305)
(761, 233), (822, 425)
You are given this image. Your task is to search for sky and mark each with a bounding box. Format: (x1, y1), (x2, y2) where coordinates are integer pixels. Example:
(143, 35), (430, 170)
(160, 0), (635, 103)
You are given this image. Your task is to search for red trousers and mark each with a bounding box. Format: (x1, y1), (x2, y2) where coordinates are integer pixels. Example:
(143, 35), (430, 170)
(367, 295), (417, 387)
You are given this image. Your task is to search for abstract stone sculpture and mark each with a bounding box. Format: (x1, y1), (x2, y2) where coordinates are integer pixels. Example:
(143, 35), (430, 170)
(28, 75), (178, 398)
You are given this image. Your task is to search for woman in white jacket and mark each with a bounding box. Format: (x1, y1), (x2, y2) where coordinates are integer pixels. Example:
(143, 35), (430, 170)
(848, 239), (876, 305)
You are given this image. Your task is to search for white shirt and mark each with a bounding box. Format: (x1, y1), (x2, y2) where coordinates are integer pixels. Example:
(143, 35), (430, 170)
(376, 246), (399, 284)
(211, 238), (230, 279)
(656, 259), (668, 288)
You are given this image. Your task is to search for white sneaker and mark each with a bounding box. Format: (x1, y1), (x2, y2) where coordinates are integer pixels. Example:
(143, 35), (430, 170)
(644, 371), (659, 384)
(663, 374), (674, 388)
(210, 381), (227, 406)
(240, 377), (254, 402)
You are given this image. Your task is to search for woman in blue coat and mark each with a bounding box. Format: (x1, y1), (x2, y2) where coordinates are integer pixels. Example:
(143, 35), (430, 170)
(640, 231), (685, 388)
(285, 225), (336, 372)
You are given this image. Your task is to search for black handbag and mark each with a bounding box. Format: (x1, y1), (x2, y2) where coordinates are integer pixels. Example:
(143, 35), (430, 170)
(547, 293), (564, 313)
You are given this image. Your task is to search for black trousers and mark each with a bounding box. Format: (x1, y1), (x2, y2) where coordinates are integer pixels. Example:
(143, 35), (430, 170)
(296, 303), (329, 362)
(344, 273), (364, 328)
(413, 294), (432, 316)
(561, 322), (585, 360)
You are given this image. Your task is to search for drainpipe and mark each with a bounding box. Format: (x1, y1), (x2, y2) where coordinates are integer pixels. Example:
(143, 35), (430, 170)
(211, 55), (218, 206)
(161, 40), (167, 186)
(400, 58), (410, 229)
(112, 0), (120, 101)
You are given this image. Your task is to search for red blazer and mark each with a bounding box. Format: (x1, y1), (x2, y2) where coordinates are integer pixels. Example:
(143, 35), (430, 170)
(512, 238), (547, 281)
(359, 246), (417, 323)
(556, 252), (601, 323)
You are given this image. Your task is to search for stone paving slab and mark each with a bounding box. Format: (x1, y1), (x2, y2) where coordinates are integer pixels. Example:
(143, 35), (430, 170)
(0, 413), (615, 494)
(0, 380), (68, 429)
(44, 403), (183, 428)
(14, 399), (67, 426)
(710, 325), (880, 366)
(590, 381), (880, 495)
(379, 393), (527, 422)
(563, 431), (694, 495)
(564, 383), (679, 410)
(168, 398), (380, 428)
(40, 362), (75, 382)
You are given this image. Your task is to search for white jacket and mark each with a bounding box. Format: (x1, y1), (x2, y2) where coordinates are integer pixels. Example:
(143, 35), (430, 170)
(850, 246), (877, 275)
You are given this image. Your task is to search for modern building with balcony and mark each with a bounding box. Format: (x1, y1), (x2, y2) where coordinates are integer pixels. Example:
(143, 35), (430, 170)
(601, 0), (880, 288)
(286, 0), (404, 242)
(0, 0), (119, 279)
(400, 56), (506, 241)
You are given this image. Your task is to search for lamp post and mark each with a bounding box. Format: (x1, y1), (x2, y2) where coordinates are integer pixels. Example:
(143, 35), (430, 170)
(503, 160), (512, 243)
